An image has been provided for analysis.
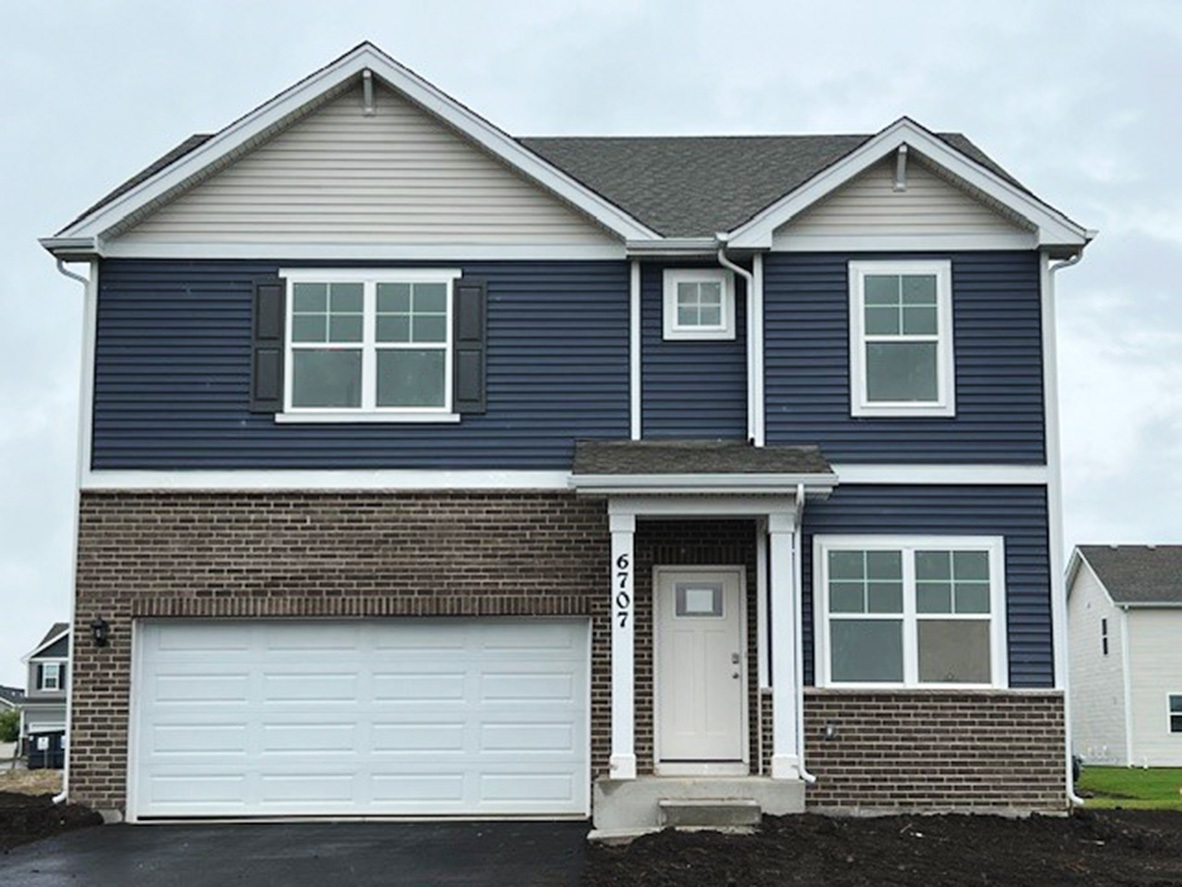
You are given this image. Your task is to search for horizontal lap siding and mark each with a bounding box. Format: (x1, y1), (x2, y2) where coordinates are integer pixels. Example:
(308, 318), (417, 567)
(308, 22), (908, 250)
(641, 262), (747, 439)
(765, 251), (1045, 462)
(801, 485), (1053, 688)
(92, 259), (629, 468)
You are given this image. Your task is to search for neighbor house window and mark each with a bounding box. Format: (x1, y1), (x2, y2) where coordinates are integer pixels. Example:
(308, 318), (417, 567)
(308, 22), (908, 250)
(282, 269), (459, 418)
(1101, 617), (1109, 656)
(39, 662), (61, 691)
(1170, 695), (1182, 734)
(848, 260), (955, 417)
(815, 536), (1006, 687)
(662, 269), (735, 340)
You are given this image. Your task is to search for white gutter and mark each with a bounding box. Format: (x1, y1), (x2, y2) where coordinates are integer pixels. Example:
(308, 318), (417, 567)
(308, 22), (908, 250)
(793, 483), (817, 784)
(1042, 249), (1085, 806)
(50, 259), (92, 805)
(716, 237), (761, 445)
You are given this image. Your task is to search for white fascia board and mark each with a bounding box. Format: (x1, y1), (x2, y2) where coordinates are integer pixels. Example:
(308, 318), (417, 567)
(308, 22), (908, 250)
(608, 494), (799, 518)
(98, 241), (629, 261)
(81, 469), (572, 491)
(1116, 602), (1182, 609)
(625, 238), (720, 257)
(20, 630), (71, 664)
(727, 118), (1090, 250)
(831, 463), (1048, 485)
(52, 43), (659, 246)
(572, 473), (837, 496)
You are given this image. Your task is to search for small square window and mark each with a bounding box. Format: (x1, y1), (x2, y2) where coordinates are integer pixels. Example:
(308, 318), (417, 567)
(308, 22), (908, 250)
(662, 269), (735, 340)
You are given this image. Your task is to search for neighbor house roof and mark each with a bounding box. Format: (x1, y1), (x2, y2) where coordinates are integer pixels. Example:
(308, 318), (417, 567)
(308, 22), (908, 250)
(22, 623), (70, 662)
(0, 686), (24, 708)
(1076, 545), (1182, 605)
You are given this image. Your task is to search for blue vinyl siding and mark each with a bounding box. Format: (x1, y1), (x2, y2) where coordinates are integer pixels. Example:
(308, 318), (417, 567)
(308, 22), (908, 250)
(641, 262), (747, 439)
(801, 484), (1053, 688)
(92, 259), (629, 469)
(765, 252), (1046, 463)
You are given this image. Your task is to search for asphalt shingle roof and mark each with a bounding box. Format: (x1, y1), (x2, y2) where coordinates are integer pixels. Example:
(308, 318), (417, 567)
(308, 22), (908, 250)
(0, 686), (24, 707)
(72, 127), (1023, 239)
(1077, 545), (1182, 605)
(573, 440), (832, 476)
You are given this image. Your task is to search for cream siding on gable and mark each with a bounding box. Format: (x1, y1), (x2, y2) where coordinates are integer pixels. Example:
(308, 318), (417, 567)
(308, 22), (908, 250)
(115, 83), (620, 248)
(1067, 563), (1128, 765)
(1126, 609), (1182, 766)
(771, 156), (1034, 249)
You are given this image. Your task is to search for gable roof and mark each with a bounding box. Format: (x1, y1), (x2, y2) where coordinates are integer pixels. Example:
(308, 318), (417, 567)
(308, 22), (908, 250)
(1076, 545), (1182, 606)
(41, 43), (1092, 257)
(0, 686), (24, 708)
(22, 623), (70, 662)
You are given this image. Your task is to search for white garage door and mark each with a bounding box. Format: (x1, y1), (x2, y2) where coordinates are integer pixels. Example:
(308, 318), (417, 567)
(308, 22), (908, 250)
(130, 619), (589, 819)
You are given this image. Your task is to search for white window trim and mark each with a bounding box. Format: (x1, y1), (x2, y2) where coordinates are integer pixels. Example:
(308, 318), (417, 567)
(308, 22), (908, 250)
(662, 268), (736, 340)
(1167, 693), (1182, 734)
(813, 534), (1008, 690)
(39, 661), (62, 691)
(848, 259), (955, 418)
(279, 268), (462, 422)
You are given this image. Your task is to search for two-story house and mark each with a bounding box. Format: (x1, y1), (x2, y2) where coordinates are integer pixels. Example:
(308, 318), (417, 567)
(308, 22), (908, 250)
(40, 43), (1091, 828)
(19, 623), (69, 769)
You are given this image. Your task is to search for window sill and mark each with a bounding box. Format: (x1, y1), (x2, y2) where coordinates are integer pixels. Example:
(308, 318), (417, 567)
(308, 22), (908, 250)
(851, 402), (956, 419)
(275, 411), (461, 424)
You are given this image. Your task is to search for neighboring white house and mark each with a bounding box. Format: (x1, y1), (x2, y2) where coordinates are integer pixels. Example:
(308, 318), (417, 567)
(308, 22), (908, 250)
(1068, 545), (1182, 767)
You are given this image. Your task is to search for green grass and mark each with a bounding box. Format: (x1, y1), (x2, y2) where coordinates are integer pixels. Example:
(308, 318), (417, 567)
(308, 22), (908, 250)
(1077, 766), (1182, 809)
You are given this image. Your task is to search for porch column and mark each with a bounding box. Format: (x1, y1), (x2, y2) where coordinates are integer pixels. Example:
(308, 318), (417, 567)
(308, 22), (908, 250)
(609, 512), (637, 779)
(768, 511), (801, 780)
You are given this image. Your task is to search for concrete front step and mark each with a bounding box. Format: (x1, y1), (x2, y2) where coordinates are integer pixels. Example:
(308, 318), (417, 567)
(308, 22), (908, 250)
(594, 776), (805, 831)
(659, 798), (762, 828)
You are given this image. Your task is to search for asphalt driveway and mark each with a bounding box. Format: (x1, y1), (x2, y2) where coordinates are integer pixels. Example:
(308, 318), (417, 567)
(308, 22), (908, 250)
(0, 820), (588, 886)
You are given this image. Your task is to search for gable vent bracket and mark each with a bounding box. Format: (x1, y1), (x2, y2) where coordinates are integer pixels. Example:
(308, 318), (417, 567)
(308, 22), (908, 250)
(361, 69), (376, 116)
(893, 144), (909, 192)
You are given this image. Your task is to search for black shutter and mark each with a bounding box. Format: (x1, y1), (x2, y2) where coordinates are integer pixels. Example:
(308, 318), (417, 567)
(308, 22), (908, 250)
(35, 664), (43, 690)
(251, 278), (285, 413)
(453, 277), (487, 414)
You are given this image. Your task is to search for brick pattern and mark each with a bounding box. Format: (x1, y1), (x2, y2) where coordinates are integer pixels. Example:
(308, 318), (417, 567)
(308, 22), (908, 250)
(802, 690), (1066, 810)
(71, 490), (610, 811)
(632, 519), (760, 774)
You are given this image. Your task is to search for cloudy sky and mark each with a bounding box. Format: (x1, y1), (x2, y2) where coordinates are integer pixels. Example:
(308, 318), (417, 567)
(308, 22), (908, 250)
(1, 1), (1178, 687)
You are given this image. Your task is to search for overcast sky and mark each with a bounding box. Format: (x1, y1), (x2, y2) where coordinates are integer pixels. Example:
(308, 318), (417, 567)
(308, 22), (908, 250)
(1, 1), (1178, 687)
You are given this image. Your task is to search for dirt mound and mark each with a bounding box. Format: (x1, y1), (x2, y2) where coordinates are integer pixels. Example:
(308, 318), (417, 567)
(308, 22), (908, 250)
(0, 792), (103, 853)
(586, 810), (1182, 886)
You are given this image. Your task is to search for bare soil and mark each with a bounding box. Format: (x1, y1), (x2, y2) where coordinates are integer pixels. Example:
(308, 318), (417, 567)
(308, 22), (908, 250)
(585, 810), (1182, 886)
(0, 791), (102, 853)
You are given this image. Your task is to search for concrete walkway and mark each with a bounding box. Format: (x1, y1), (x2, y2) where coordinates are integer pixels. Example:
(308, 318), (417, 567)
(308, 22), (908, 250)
(1, 820), (589, 886)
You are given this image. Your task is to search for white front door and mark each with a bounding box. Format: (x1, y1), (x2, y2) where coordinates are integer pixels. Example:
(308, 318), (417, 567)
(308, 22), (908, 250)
(655, 568), (746, 766)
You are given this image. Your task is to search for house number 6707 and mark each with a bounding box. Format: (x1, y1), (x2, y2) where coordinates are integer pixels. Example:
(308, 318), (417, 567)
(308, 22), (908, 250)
(615, 553), (632, 628)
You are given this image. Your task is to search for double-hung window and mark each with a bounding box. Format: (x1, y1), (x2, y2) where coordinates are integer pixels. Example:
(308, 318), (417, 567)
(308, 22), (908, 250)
(281, 269), (460, 421)
(815, 536), (1006, 688)
(39, 662), (61, 691)
(848, 260), (955, 417)
(662, 269), (735, 340)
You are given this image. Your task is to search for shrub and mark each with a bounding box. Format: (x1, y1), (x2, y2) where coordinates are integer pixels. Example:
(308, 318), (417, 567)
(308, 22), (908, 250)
(0, 709), (19, 744)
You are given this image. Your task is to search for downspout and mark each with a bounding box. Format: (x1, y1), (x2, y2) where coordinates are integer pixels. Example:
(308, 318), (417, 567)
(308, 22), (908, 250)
(50, 258), (90, 805)
(794, 483), (817, 783)
(1044, 250), (1085, 806)
(716, 237), (761, 445)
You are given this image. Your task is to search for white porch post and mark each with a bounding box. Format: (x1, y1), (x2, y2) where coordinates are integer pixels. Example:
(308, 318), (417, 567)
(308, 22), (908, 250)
(609, 511), (637, 779)
(768, 511), (801, 780)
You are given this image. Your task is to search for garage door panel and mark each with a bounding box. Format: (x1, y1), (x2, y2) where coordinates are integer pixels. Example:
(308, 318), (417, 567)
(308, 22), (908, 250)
(133, 619), (589, 818)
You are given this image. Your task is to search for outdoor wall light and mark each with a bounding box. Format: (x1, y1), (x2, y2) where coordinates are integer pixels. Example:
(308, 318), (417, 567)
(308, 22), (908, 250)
(90, 618), (110, 647)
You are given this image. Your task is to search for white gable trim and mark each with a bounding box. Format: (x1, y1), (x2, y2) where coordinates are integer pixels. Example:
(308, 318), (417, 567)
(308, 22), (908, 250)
(728, 118), (1091, 252)
(21, 629), (70, 664)
(1067, 548), (1120, 608)
(48, 43), (659, 249)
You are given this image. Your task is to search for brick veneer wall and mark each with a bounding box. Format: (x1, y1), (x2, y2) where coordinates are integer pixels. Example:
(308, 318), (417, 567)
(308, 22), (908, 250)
(632, 519), (760, 774)
(802, 689), (1066, 810)
(71, 490), (610, 812)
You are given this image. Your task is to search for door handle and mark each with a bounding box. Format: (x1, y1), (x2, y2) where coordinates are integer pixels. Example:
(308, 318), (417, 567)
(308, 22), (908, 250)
(731, 652), (741, 664)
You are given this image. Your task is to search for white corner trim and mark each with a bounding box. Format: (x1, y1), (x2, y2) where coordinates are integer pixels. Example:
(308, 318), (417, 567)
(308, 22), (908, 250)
(630, 260), (641, 440)
(661, 268), (736, 340)
(53, 44), (658, 245)
(97, 242), (629, 261)
(1121, 609), (1134, 766)
(848, 259), (955, 418)
(831, 464), (1048, 485)
(81, 469), (572, 491)
(728, 118), (1089, 249)
(751, 253), (765, 447)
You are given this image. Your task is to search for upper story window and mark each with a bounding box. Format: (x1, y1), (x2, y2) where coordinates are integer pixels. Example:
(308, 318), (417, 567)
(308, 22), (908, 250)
(1170, 695), (1182, 734)
(848, 260), (955, 417)
(281, 269), (461, 421)
(662, 269), (735, 340)
(38, 662), (62, 691)
(814, 535), (1007, 688)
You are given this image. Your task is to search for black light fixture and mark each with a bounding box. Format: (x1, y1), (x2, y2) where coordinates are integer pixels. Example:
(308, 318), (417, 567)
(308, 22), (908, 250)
(90, 618), (110, 647)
